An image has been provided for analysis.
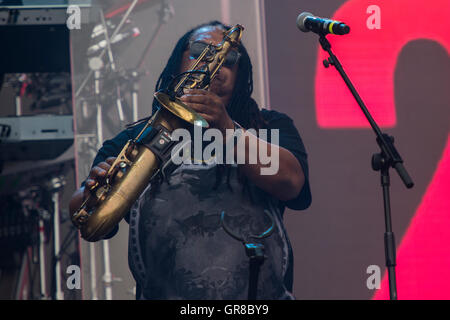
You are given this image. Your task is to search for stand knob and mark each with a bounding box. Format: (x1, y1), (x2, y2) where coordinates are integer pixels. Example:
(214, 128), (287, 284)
(371, 153), (385, 171)
(323, 57), (334, 68)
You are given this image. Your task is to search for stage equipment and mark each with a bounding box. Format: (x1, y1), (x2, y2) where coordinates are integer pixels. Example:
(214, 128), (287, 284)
(0, 115), (73, 161)
(297, 12), (413, 300)
(0, 3), (92, 26)
(47, 176), (66, 300)
(71, 24), (244, 242)
(0, 3), (93, 73)
(104, 0), (161, 19)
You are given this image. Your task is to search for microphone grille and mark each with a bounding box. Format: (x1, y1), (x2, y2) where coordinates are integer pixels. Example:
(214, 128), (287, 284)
(296, 12), (314, 32)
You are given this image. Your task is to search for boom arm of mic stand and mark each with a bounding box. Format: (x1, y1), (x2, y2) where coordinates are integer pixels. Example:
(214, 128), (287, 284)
(318, 35), (413, 189)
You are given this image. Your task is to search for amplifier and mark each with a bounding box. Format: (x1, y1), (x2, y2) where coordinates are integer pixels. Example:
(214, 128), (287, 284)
(0, 3), (93, 26)
(0, 2), (94, 73)
(0, 114), (73, 161)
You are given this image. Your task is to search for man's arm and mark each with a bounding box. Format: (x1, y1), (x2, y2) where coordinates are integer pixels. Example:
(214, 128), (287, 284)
(179, 89), (306, 203)
(232, 128), (305, 202)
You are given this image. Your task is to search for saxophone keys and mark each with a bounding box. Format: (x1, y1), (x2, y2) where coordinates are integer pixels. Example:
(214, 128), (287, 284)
(72, 208), (90, 227)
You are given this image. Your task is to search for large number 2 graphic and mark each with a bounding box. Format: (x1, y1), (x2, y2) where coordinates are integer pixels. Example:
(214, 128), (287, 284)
(314, 0), (450, 299)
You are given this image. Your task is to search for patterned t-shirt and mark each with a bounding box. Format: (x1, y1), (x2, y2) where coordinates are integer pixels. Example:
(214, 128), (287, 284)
(89, 109), (311, 299)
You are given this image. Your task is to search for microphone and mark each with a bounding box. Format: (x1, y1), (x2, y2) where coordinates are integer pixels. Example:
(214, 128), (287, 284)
(296, 12), (350, 36)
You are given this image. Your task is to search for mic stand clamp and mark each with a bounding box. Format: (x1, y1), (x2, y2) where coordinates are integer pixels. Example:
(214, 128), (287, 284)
(220, 210), (275, 300)
(317, 34), (414, 300)
(244, 243), (266, 300)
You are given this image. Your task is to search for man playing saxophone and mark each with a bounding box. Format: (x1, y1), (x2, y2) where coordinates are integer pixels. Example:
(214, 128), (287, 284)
(69, 21), (311, 300)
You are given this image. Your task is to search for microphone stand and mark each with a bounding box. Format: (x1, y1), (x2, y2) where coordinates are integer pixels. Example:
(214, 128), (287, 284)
(317, 34), (414, 300)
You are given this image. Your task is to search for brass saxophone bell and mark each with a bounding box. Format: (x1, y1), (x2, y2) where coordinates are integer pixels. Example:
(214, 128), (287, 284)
(154, 92), (209, 128)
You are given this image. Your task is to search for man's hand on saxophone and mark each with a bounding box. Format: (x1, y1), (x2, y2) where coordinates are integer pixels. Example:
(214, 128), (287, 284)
(83, 157), (117, 199)
(69, 156), (116, 218)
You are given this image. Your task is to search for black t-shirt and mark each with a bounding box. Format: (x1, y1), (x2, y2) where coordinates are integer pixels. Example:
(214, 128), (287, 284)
(86, 108), (311, 299)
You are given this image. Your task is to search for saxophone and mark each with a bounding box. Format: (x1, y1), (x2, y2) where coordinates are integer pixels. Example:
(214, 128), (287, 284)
(72, 24), (244, 242)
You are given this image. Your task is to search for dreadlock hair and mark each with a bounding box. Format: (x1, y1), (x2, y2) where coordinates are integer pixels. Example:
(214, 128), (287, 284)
(130, 21), (267, 198)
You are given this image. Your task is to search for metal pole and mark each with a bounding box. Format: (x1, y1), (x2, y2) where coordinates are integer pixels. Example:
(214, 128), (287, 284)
(38, 218), (48, 299)
(254, 0), (271, 108)
(52, 192), (64, 300)
(94, 62), (113, 301)
(95, 70), (104, 147)
(132, 90), (138, 122)
(15, 95), (22, 116)
(102, 240), (113, 300)
(89, 242), (98, 300)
